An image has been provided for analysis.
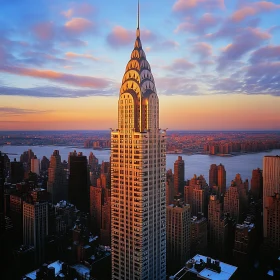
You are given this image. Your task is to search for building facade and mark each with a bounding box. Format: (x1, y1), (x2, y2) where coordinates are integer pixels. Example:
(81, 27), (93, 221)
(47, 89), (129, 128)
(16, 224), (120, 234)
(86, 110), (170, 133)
(263, 155), (280, 239)
(166, 201), (191, 275)
(174, 156), (185, 195)
(110, 6), (166, 279)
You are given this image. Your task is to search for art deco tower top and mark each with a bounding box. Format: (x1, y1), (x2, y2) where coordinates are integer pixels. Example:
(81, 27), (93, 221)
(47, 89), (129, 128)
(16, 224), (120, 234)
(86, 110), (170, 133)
(118, 0), (158, 133)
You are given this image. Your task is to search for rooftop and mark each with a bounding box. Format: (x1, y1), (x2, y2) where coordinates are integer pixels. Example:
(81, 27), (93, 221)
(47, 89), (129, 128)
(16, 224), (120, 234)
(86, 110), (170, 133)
(170, 254), (238, 280)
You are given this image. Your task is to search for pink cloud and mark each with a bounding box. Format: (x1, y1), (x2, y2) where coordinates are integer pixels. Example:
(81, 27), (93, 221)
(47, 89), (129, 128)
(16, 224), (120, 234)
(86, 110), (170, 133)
(65, 52), (99, 61)
(33, 22), (55, 40)
(61, 3), (95, 18)
(0, 65), (110, 88)
(232, 1), (280, 22)
(107, 26), (134, 47)
(166, 58), (196, 73)
(173, 0), (225, 12)
(218, 27), (271, 70)
(193, 42), (212, 57)
(64, 18), (93, 34)
(250, 45), (280, 63)
(175, 13), (219, 34)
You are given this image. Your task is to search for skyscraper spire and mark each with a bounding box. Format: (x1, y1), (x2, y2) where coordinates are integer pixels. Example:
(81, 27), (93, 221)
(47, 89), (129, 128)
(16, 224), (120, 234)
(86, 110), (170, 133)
(137, 0), (140, 29)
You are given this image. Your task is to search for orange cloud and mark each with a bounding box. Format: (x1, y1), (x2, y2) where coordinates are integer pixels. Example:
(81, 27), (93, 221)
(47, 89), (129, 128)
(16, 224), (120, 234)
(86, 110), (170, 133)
(173, 0), (225, 12)
(232, 1), (280, 22)
(65, 18), (93, 33)
(65, 52), (99, 61)
(0, 65), (110, 88)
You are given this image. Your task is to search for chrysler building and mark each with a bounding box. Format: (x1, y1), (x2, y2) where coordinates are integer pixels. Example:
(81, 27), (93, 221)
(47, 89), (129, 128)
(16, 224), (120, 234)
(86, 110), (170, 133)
(111, 2), (166, 279)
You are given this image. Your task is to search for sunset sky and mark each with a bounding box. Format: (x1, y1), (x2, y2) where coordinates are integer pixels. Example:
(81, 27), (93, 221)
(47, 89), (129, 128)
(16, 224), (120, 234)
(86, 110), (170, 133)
(0, 0), (280, 131)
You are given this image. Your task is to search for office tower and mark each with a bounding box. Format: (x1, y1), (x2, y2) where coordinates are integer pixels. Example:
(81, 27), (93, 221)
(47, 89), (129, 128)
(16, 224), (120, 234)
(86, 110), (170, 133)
(166, 200), (191, 274)
(208, 195), (228, 259)
(31, 156), (40, 175)
(190, 213), (207, 257)
(10, 194), (24, 244)
(209, 164), (226, 196)
(40, 156), (50, 172)
(224, 183), (240, 223)
(23, 200), (48, 265)
(184, 174), (209, 217)
(209, 164), (218, 188)
(0, 152), (5, 234)
(47, 150), (68, 204)
(89, 152), (98, 172)
(263, 156), (280, 242)
(217, 164), (226, 195)
(100, 200), (111, 246)
(68, 152), (89, 213)
(10, 159), (24, 184)
(166, 169), (175, 206)
(264, 194), (280, 250)
(89, 185), (103, 235)
(251, 168), (263, 200)
(233, 217), (256, 268)
(110, 4), (166, 279)
(174, 156), (185, 195)
(20, 149), (35, 175)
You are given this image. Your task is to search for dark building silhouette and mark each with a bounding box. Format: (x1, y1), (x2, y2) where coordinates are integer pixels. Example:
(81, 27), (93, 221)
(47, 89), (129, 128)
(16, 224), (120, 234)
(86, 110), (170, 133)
(40, 156), (50, 172)
(251, 168), (263, 200)
(10, 158), (24, 184)
(89, 152), (98, 172)
(166, 169), (175, 206)
(20, 149), (36, 176)
(174, 156), (185, 195)
(68, 152), (89, 213)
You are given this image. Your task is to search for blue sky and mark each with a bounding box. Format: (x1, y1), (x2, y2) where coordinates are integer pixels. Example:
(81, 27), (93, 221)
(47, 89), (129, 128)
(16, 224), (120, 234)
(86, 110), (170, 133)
(0, 0), (280, 130)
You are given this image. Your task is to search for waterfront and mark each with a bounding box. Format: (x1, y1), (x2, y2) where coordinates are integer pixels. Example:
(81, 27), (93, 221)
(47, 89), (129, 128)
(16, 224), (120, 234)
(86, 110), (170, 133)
(1, 145), (280, 185)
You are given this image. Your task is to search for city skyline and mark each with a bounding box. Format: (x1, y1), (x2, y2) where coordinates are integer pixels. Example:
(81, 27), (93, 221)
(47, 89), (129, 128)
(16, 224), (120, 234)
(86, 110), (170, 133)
(1, 0), (280, 131)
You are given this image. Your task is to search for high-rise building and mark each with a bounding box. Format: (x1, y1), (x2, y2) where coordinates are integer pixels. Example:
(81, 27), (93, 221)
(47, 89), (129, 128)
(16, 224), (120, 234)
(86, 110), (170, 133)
(251, 168), (263, 200)
(184, 174), (209, 217)
(68, 152), (89, 213)
(89, 185), (103, 235)
(208, 195), (228, 259)
(166, 200), (191, 275)
(166, 169), (175, 206)
(31, 157), (40, 175)
(264, 194), (280, 250)
(190, 213), (207, 257)
(23, 200), (48, 265)
(224, 184), (240, 223)
(0, 152), (5, 234)
(100, 200), (111, 246)
(40, 156), (50, 172)
(89, 152), (98, 172)
(10, 159), (24, 184)
(209, 164), (226, 196)
(263, 156), (280, 240)
(110, 4), (166, 279)
(174, 156), (185, 195)
(233, 217), (256, 268)
(47, 150), (68, 204)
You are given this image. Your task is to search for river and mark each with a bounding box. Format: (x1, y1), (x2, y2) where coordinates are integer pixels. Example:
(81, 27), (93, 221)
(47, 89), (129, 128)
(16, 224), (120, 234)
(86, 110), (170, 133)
(1, 145), (280, 186)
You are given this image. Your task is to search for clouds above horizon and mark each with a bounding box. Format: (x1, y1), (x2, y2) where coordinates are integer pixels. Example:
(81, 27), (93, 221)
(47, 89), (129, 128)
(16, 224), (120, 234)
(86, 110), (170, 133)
(0, 0), (279, 100)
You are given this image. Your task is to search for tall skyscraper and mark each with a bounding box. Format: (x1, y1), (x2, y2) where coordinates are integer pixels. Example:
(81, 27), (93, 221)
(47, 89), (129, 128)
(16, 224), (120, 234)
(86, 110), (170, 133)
(251, 168), (263, 200)
(263, 155), (280, 241)
(174, 156), (185, 195)
(68, 152), (89, 213)
(110, 3), (166, 279)
(47, 150), (68, 204)
(23, 200), (48, 265)
(166, 200), (191, 275)
(31, 156), (40, 175)
(209, 163), (226, 195)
